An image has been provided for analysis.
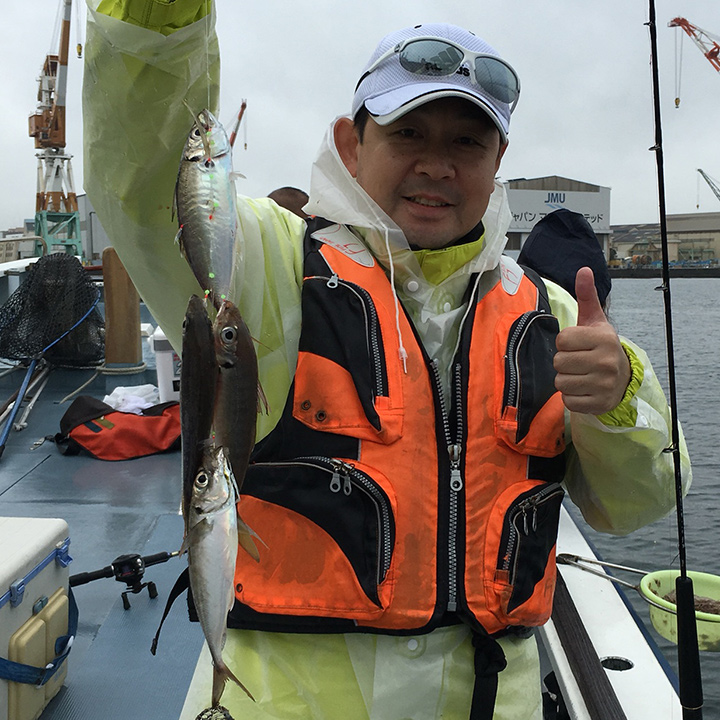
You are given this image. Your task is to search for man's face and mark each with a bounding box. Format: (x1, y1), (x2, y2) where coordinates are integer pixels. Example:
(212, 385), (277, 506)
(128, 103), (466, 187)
(335, 98), (507, 249)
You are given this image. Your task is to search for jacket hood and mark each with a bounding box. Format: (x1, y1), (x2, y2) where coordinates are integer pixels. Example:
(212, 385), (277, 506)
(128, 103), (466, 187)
(304, 116), (514, 379)
(305, 116), (512, 278)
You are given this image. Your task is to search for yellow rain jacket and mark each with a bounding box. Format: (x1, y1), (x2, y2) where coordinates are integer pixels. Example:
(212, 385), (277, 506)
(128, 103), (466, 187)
(83, 2), (691, 718)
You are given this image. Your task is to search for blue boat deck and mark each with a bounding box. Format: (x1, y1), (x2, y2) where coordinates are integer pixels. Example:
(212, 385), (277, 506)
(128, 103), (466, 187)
(0, 333), (204, 719)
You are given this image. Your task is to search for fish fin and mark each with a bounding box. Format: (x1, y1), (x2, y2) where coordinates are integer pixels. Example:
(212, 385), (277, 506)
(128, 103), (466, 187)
(175, 226), (185, 255)
(256, 381), (270, 415)
(250, 335), (271, 352)
(182, 520), (208, 551)
(230, 171), (246, 180)
(213, 663), (255, 705)
(238, 533), (260, 563)
(237, 516), (265, 562)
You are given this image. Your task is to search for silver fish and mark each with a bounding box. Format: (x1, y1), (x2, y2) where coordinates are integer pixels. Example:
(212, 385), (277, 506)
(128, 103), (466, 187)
(184, 444), (254, 706)
(181, 295), (217, 534)
(175, 108), (237, 309)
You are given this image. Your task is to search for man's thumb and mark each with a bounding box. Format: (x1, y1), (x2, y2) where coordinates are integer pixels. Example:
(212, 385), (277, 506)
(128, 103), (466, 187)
(575, 267), (606, 327)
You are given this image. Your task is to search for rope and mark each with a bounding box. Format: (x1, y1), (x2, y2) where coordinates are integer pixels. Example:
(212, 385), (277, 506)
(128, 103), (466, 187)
(674, 29), (684, 107)
(56, 362), (148, 405)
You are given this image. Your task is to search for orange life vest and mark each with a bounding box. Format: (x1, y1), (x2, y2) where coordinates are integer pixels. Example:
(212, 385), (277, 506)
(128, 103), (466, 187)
(230, 219), (566, 638)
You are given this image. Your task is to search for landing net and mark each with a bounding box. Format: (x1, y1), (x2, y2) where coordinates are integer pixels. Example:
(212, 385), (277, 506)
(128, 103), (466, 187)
(0, 253), (104, 366)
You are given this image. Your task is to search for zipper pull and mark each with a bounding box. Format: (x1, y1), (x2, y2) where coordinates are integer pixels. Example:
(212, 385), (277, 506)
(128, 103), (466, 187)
(342, 461), (355, 495)
(329, 463), (342, 493)
(326, 273), (339, 289)
(448, 444), (463, 491)
(522, 506), (530, 535)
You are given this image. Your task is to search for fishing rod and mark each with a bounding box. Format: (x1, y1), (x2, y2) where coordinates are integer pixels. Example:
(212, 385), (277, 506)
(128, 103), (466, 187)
(646, 3), (703, 717)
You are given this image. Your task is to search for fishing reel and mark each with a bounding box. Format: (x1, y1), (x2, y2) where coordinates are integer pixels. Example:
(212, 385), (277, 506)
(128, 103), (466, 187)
(70, 550), (178, 610)
(113, 554), (159, 610)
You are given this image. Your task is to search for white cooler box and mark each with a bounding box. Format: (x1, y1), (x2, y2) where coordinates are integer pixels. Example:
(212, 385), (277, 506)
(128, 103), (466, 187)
(0, 517), (72, 720)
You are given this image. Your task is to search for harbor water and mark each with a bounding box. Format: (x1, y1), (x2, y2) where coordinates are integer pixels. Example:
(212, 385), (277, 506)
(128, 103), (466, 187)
(566, 276), (720, 716)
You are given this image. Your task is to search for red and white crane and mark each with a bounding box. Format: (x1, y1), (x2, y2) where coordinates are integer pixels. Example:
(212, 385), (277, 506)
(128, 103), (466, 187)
(669, 16), (720, 108)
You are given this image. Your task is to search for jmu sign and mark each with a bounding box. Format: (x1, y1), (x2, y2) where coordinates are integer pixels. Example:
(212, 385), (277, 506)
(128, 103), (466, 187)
(506, 187), (611, 233)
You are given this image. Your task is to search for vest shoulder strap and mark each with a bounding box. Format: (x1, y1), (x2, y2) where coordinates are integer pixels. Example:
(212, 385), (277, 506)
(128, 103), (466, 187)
(517, 262), (551, 313)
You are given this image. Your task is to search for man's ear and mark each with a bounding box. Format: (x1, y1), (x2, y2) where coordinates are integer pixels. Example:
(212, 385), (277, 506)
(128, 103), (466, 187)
(495, 140), (508, 173)
(334, 117), (360, 178)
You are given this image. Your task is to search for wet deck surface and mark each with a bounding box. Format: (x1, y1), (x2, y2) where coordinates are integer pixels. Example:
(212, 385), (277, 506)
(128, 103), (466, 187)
(0, 347), (203, 718)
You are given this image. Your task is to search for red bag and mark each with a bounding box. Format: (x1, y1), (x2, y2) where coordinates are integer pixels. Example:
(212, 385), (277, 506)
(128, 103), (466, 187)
(54, 395), (180, 461)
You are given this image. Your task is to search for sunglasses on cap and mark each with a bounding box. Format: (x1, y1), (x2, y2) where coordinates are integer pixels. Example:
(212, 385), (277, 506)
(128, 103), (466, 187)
(356, 36), (520, 110)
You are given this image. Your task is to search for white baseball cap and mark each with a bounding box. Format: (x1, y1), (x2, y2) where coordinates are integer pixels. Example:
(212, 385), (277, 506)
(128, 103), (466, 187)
(352, 23), (519, 141)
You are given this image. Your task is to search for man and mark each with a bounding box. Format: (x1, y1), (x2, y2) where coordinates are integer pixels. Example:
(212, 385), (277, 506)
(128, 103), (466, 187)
(84, 8), (690, 719)
(267, 186), (310, 218)
(517, 209), (613, 310)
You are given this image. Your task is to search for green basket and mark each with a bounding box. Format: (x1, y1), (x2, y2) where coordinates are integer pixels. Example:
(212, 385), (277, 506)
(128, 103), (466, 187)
(640, 570), (720, 652)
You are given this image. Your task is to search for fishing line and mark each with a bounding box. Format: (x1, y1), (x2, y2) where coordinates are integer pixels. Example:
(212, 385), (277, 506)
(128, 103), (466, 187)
(205, 0), (212, 111)
(646, 2), (703, 717)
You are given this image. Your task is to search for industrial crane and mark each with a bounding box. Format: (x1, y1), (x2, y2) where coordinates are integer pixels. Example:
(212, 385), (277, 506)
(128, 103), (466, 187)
(28, 0), (82, 257)
(697, 169), (720, 206)
(669, 16), (720, 107)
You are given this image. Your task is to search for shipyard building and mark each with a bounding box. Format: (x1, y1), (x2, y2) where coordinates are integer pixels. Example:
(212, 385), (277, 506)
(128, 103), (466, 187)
(611, 213), (720, 265)
(504, 175), (720, 265)
(504, 176), (611, 260)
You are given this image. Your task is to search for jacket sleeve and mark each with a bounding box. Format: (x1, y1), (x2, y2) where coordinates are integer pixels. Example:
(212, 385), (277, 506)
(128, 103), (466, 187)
(545, 280), (692, 536)
(83, 0), (305, 439)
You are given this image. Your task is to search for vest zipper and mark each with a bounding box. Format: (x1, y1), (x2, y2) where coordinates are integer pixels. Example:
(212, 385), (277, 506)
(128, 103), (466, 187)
(504, 310), (548, 411)
(316, 275), (386, 397)
(251, 456), (393, 585)
(431, 360), (464, 613)
(501, 483), (564, 585)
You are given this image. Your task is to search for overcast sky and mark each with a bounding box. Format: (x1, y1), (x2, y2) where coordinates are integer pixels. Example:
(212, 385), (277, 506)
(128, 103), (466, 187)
(2, 0), (719, 232)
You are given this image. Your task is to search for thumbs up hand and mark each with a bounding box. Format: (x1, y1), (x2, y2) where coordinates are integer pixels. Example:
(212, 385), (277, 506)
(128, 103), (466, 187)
(554, 267), (631, 415)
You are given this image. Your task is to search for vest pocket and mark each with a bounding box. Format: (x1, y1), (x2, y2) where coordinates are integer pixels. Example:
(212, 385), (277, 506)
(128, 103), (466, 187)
(236, 457), (396, 620)
(482, 481), (564, 626)
(292, 277), (402, 444)
(495, 310), (566, 457)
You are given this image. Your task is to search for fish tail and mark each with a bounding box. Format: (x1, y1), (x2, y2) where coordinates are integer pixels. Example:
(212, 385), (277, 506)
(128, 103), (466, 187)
(212, 662), (255, 706)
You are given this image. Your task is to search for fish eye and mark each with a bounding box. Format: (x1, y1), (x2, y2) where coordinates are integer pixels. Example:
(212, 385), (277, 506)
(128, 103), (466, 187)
(194, 472), (209, 489)
(221, 326), (237, 343)
(193, 128), (201, 137)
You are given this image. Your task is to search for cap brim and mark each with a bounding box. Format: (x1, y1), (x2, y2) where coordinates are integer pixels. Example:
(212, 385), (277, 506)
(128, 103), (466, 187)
(364, 84), (508, 142)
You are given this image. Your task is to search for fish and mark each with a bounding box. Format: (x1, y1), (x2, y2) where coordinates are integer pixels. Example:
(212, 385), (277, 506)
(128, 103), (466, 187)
(213, 299), (258, 491)
(213, 299), (263, 562)
(184, 444), (254, 706)
(180, 295), (217, 534)
(175, 108), (238, 309)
